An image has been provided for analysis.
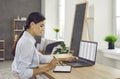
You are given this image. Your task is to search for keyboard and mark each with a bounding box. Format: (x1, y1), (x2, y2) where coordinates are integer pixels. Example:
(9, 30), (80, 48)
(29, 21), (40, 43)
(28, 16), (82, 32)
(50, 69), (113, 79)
(63, 58), (93, 67)
(66, 59), (87, 63)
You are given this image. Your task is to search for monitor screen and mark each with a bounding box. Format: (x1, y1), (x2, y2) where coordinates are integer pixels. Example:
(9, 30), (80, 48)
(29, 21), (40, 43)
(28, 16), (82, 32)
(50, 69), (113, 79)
(79, 40), (98, 61)
(70, 3), (87, 56)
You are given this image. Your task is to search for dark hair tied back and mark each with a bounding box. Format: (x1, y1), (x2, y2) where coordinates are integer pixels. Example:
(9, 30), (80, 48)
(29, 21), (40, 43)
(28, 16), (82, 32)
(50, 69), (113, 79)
(24, 12), (45, 30)
(12, 12), (45, 56)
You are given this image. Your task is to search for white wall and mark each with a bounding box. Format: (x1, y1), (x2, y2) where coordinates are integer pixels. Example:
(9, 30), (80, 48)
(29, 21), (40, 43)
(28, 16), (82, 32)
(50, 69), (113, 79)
(43, 0), (113, 49)
(43, 0), (94, 46)
(44, 0), (59, 39)
(64, 0), (94, 46)
(43, 0), (78, 46)
(64, 0), (78, 46)
(94, 0), (113, 49)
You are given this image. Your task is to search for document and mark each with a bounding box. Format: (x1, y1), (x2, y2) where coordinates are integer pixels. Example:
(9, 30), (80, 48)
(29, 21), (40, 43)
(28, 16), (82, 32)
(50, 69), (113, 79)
(53, 66), (71, 73)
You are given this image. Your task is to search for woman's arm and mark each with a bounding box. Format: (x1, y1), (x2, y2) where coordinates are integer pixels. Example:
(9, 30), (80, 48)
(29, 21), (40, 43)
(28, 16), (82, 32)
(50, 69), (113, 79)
(32, 58), (58, 77)
(57, 56), (76, 62)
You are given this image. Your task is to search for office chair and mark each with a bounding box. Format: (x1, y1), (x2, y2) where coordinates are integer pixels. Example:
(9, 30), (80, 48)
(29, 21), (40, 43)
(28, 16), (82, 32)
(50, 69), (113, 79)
(44, 41), (64, 55)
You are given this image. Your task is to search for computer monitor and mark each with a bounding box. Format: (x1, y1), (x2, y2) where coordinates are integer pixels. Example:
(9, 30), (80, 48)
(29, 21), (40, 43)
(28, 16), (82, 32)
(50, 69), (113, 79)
(70, 3), (87, 56)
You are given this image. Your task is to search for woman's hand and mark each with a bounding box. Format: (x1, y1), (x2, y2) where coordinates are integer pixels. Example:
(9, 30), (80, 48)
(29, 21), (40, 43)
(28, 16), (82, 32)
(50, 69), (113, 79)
(33, 58), (58, 77)
(64, 56), (76, 61)
(58, 56), (76, 62)
(47, 57), (58, 70)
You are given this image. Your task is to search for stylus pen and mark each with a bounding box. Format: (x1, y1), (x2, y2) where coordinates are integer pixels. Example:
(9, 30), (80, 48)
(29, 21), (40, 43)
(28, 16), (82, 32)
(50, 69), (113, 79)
(53, 56), (64, 66)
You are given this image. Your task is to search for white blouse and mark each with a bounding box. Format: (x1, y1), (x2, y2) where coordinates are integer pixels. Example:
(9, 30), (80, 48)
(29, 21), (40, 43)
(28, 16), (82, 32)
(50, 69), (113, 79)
(12, 31), (53, 79)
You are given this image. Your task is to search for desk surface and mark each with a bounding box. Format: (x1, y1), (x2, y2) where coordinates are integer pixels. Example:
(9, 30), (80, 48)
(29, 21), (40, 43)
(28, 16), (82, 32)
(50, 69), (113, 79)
(44, 64), (120, 79)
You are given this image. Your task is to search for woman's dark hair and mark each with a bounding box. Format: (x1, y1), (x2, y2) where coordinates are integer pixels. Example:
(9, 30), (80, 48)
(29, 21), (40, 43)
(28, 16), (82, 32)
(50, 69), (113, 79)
(12, 12), (45, 56)
(24, 12), (45, 30)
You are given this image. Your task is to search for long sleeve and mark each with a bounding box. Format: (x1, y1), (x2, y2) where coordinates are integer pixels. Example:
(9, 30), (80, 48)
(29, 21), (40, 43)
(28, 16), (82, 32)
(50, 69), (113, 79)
(16, 40), (34, 79)
(37, 51), (53, 63)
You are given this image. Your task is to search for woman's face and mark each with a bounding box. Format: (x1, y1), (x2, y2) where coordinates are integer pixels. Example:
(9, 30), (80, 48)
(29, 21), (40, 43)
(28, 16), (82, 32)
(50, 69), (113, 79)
(31, 21), (45, 36)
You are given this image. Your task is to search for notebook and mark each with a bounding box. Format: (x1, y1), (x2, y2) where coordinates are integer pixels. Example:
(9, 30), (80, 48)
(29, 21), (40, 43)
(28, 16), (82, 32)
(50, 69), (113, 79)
(53, 66), (72, 73)
(64, 40), (98, 67)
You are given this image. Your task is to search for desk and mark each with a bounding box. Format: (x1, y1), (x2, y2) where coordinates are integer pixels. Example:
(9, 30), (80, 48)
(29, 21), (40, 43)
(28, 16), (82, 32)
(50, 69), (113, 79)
(44, 64), (120, 79)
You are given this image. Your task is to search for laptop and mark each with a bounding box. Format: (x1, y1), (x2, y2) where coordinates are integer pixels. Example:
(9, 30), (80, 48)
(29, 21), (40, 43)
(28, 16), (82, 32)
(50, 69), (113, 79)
(64, 40), (98, 67)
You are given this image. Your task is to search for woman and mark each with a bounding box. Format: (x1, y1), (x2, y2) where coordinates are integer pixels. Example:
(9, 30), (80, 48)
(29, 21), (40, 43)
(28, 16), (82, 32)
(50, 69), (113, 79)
(12, 12), (75, 79)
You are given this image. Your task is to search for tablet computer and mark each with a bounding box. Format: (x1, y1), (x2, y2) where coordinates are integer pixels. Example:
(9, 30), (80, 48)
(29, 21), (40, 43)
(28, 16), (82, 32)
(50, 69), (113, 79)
(53, 66), (72, 73)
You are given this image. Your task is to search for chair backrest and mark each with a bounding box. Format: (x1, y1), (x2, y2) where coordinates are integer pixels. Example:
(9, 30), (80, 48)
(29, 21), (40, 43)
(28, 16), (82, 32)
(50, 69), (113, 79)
(44, 41), (64, 54)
